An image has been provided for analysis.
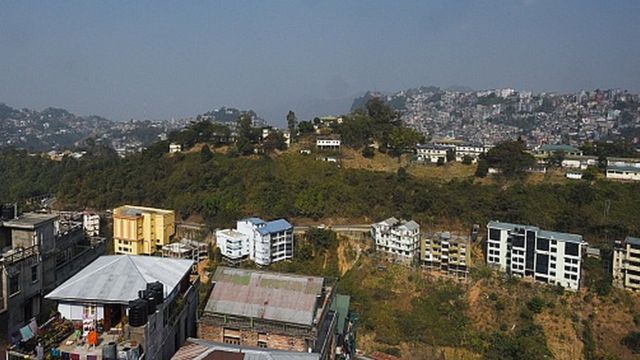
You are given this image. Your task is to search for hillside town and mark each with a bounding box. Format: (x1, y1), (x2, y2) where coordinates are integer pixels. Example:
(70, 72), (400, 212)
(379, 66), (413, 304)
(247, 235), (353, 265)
(354, 87), (640, 147)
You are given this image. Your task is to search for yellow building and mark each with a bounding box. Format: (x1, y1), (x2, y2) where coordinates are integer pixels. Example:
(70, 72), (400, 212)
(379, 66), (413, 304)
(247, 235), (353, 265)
(112, 205), (175, 255)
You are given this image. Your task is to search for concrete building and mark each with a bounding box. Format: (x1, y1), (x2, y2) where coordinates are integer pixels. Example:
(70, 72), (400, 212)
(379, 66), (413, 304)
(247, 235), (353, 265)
(316, 136), (341, 151)
(415, 144), (448, 163)
(199, 267), (337, 360)
(371, 217), (420, 262)
(82, 211), (100, 237)
(44, 255), (199, 360)
(606, 165), (640, 181)
(113, 205), (176, 255)
(421, 232), (471, 278)
(161, 239), (208, 263)
(215, 228), (249, 264)
(172, 338), (320, 360)
(217, 218), (293, 266)
(486, 221), (587, 291)
(454, 143), (489, 163)
(0, 212), (106, 347)
(613, 237), (640, 291)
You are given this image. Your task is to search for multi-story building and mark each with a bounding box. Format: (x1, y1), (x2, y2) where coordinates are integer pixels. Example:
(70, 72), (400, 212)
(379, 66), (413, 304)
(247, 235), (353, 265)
(199, 267), (338, 360)
(82, 211), (100, 237)
(486, 221), (587, 291)
(371, 217), (420, 262)
(415, 144), (448, 163)
(112, 205), (176, 255)
(161, 239), (208, 264)
(173, 338), (320, 360)
(0, 211), (106, 347)
(612, 237), (640, 291)
(454, 143), (489, 163)
(215, 228), (249, 264)
(44, 255), (199, 360)
(316, 136), (341, 151)
(420, 231), (471, 278)
(217, 218), (293, 266)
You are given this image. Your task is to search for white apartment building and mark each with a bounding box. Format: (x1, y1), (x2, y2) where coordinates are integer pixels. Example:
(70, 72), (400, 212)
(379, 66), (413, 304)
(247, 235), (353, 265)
(371, 217), (420, 261)
(82, 212), (100, 237)
(316, 137), (341, 150)
(612, 237), (640, 291)
(217, 218), (293, 266)
(415, 144), (448, 163)
(486, 221), (587, 291)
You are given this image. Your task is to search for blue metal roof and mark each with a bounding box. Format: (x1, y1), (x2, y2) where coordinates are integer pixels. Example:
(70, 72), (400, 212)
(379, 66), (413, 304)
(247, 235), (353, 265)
(258, 219), (292, 235)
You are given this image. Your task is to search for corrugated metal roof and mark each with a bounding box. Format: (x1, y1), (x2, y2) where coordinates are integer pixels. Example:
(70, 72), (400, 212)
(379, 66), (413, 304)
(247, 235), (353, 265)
(172, 339), (320, 360)
(607, 165), (640, 173)
(204, 267), (324, 326)
(402, 220), (420, 231)
(45, 255), (193, 304)
(257, 219), (292, 236)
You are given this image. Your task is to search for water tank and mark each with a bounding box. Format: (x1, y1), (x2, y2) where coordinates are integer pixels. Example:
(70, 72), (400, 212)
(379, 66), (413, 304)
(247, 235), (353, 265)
(128, 299), (148, 327)
(102, 342), (117, 360)
(1, 204), (16, 220)
(144, 293), (157, 314)
(147, 282), (164, 302)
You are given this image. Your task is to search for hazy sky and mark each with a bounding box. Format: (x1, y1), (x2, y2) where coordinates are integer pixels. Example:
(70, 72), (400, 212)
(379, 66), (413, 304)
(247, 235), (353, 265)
(1, 1), (639, 125)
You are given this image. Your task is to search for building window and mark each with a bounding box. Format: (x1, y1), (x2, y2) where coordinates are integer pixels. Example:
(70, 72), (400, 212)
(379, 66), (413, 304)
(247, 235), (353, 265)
(31, 265), (38, 283)
(9, 274), (20, 295)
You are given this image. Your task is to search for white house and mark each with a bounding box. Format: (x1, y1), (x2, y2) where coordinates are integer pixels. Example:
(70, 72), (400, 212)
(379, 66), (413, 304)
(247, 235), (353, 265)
(215, 229), (249, 264)
(415, 144), (448, 163)
(606, 165), (640, 181)
(486, 221), (587, 291)
(371, 217), (420, 261)
(217, 218), (294, 266)
(316, 137), (341, 150)
(169, 143), (182, 153)
(565, 171), (583, 180)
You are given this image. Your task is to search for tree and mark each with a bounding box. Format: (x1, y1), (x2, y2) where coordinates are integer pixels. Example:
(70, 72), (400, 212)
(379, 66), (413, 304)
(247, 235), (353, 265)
(387, 127), (421, 158)
(200, 145), (213, 162)
(263, 132), (286, 154)
(298, 120), (314, 134)
(462, 155), (474, 165)
(286, 110), (297, 141)
(446, 149), (456, 162)
(549, 151), (565, 167)
(582, 166), (599, 181)
(484, 140), (535, 178)
(235, 113), (255, 155)
(362, 146), (375, 158)
(436, 157), (445, 166)
(475, 159), (489, 177)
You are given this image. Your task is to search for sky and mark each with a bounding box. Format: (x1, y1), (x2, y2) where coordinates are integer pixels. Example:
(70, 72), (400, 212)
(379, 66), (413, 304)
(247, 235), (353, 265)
(1, 1), (639, 126)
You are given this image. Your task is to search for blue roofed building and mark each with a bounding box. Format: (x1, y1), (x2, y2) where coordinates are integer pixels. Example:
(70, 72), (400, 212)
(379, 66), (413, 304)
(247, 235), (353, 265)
(217, 218), (294, 266)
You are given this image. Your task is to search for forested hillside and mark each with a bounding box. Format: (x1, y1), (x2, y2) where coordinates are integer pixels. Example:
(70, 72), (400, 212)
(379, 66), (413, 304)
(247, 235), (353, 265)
(0, 146), (639, 245)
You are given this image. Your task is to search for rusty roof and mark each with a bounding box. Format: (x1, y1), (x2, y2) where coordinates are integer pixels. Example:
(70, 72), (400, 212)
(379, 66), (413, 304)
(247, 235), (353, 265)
(204, 267), (325, 326)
